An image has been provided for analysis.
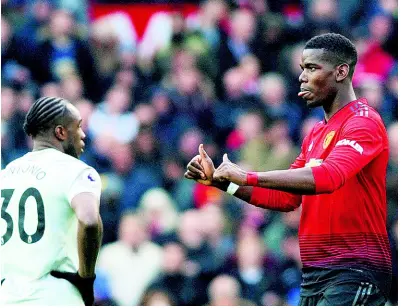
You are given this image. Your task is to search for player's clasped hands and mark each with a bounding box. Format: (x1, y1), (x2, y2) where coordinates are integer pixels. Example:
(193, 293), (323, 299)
(184, 144), (247, 186)
(214, 153), (248, 185)
(185, 144), (215, 186)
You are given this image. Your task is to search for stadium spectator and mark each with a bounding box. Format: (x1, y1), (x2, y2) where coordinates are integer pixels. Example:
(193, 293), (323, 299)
(33, 9), (101, 101)
(186, 0), (228, 50)
(137, 188), (179, 243)
(258, 72), (303, 142)
(303, 0), (343, 37)
(146, 241), (200, 305)
(199, 204), (235, 269)
(60, 75), (85, 104)
(217, 9), (257, 76)
(139, 289), (175, 306)
(176, 209), (219, 304)
(88, 84), (139, 146)
(96, 212), (163, 305)
(16, 0), (54, 50)
(207, 274), (256, 306)
(227, 233), (283, 305)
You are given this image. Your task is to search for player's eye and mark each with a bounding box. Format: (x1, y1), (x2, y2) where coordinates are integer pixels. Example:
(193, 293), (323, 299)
(309, 67), (316, 72)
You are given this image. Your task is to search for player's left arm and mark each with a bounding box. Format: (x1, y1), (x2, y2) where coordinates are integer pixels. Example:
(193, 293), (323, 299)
(311, 116), (385, 194)
(214, 160), (316, 194)
(214, 117), (384, 195)
(51, 168), (103, 306)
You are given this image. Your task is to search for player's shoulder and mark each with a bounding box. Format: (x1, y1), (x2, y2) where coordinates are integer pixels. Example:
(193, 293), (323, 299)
(2, 156), (25, 169)
(347, 99), (384, 124)
(44, 149), (93, 171)
(1, 154), (31, 174)
(63, 156), (100, 183)
(64, 154), (92, 171)
(344, 99), (386, 131)
(36, 148), (98, 179)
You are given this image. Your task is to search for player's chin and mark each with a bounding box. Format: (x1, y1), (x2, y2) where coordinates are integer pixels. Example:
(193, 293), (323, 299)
(305, 98), (321, 109)
(72, 147), (83, 159)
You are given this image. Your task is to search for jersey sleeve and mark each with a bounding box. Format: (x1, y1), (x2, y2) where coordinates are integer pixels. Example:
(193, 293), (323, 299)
(312, 116), (385, 194)
(248, 136), (307, 211)
(67, 167), (102, 203)
(249, 187), (302, 212)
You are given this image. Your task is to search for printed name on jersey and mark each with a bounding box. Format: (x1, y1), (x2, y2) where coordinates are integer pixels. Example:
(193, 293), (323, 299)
(305, 158), (323, 167)
(323, 131), (336, 149)
(350, 101), (369, 117)
(335, 139), (364, 154)
(2, 164), (46, 180)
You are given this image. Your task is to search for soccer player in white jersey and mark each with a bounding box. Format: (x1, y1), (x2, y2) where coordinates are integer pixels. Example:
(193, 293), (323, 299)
(0, 97), (103, 305)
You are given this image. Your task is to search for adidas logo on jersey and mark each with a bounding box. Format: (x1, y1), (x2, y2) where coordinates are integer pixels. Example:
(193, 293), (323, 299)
(335, 139), (363, 154)
(350, 101), (369, 117)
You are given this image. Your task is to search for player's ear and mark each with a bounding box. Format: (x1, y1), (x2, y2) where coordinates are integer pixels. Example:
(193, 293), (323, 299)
(336, 63), (349, 82)
(54, 125), (68, 141)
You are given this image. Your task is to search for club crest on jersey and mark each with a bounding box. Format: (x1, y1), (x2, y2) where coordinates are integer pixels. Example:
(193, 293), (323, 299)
(323, 131), (336, 149)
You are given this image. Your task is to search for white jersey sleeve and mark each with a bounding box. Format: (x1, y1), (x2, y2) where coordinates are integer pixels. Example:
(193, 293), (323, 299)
(67, 168), (102, 203)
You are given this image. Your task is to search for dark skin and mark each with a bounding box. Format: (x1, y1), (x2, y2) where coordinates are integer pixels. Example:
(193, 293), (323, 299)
(185, 48), (357, 197)
(33, 102), (86, 159)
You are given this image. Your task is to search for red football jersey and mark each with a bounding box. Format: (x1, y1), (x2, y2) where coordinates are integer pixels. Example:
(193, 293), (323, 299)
(250, 98), (391, 275)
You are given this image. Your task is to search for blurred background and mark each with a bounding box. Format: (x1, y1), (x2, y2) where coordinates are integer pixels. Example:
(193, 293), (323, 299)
(1, 0), (398, 305)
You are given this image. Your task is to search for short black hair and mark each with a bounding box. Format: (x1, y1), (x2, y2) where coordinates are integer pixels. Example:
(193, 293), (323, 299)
(304, 33), (358, 77)
(23, 97), (69, 137)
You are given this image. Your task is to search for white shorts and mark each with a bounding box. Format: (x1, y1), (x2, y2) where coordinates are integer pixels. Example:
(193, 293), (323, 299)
(0, 273), (84, 305)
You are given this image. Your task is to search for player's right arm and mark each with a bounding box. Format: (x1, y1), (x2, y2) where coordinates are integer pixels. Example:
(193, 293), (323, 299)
(185, 144), (303, 212)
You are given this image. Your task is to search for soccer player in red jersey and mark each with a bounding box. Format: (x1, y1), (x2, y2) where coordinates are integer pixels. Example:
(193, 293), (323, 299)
(185, 33), (392, 306)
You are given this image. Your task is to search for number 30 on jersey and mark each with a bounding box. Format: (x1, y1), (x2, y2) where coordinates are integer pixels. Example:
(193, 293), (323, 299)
(1, 188), (45, 245)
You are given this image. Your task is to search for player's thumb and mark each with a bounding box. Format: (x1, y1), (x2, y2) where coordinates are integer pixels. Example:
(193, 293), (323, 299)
(223, 153), (230, 162)
(199, 144), (209, 159)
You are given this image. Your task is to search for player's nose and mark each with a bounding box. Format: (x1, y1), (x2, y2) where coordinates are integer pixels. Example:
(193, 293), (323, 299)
(299, 70), (307, 83)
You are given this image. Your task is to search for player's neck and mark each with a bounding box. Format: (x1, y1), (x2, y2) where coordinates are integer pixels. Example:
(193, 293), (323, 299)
(323, 86), (356, 122)
(32, 139), (64, 154)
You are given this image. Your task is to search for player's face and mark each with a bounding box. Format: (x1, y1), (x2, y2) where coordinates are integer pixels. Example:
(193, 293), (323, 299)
(64, 104), (86, 158)
(298, 48), (338, 108)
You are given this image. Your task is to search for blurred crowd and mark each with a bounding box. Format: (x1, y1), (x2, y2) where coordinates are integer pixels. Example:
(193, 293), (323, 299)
(1, 0), (398, 305)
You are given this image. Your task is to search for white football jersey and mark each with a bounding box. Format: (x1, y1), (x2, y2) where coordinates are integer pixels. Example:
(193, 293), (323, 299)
(0, 148), (101, 283)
